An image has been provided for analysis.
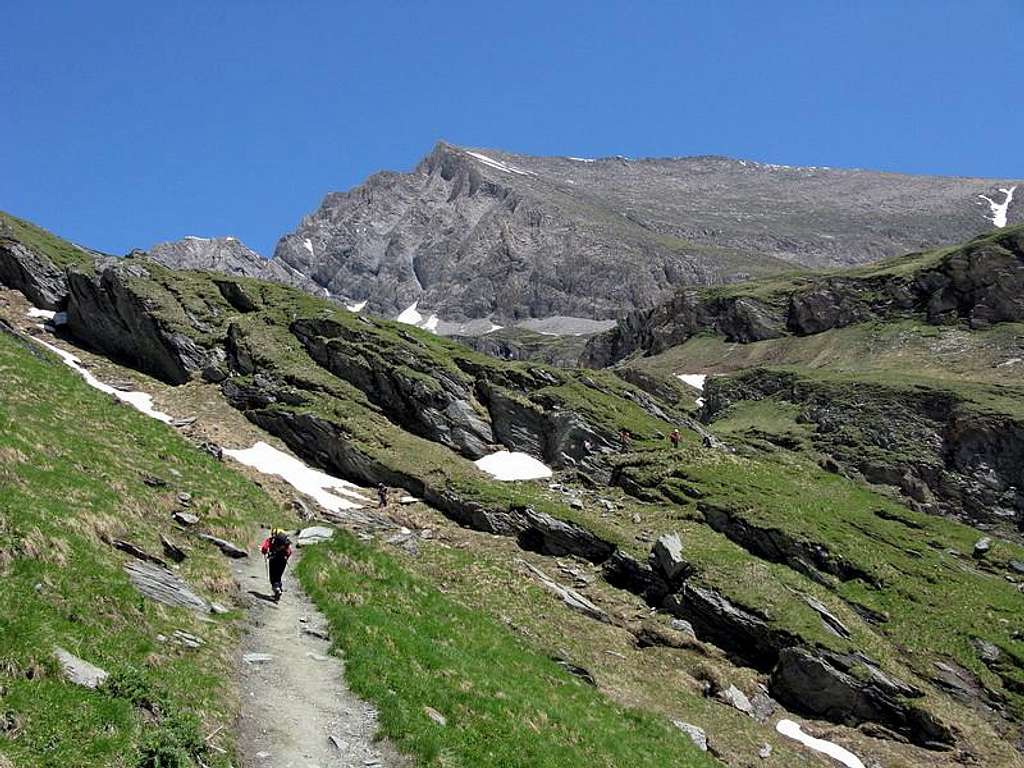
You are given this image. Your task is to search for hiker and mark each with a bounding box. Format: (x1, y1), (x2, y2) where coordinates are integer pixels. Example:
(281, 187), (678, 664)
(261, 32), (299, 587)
(669, 428), (681, 449)
(377, 482), (388, 509)
(259, 528), (293, 602)
(619, 428), (632, 450)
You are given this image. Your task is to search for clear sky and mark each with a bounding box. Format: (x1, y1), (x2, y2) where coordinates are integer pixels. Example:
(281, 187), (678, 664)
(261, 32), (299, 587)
(3, 1), (1022, 256)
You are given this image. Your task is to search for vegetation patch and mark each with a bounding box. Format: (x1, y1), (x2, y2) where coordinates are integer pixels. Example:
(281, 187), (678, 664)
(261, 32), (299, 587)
(0, 330), (278, 767)
(298, 531), (718, 768)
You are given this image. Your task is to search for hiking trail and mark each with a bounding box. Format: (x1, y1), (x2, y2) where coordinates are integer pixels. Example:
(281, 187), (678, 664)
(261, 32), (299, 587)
(234, 537), (406, 768)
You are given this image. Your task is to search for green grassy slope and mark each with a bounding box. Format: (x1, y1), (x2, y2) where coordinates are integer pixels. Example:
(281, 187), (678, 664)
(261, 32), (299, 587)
(299, 533), (718, 768)
(0, 328), (278, 768)
(0, 211), (95, 270)
(0, 321), (725, 768)
(630, 320), (1024, 389)
(102, 263), (1024, 758)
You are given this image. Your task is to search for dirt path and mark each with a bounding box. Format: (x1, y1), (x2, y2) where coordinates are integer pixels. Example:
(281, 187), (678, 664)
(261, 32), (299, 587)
(234, 536), (406, 768)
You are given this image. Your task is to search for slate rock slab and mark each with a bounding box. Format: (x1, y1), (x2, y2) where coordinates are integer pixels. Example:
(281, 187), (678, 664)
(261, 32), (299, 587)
(124, 560), (210, 613)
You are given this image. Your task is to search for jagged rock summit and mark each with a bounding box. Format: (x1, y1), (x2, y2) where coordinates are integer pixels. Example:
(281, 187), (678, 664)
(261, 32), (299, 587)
(273, 141), (1022, 323)
(147, 234), (325, 296)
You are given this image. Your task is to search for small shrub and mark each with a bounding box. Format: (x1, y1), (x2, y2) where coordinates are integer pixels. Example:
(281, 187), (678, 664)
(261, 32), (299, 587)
(137, 712), (206, 768)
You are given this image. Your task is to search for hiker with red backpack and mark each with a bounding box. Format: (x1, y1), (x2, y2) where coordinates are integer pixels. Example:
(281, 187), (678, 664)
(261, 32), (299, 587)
(259, 528), (293, 602)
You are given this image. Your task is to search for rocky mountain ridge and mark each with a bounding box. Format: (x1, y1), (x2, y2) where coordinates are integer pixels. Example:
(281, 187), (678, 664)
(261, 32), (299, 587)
(583, 225), (1024, 367)
(146, 235), (326, 296)
(272, 142), (1021, 323)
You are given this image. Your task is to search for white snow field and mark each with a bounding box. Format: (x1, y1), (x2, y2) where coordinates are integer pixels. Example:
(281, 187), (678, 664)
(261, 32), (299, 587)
(676, 373), (707, 391)
(979, 186), (1017, 228)
(346, 300), (368, 313)
(35, 338), (175, 424)
(474, 450), (553, 481)
(27, 307), (55, 319)
(395, 302), (442, 333)
(396, 301), (424, 325)
(224, 441), (368, 512)
(677, 373), (708, 407)
(775, 720), (865, 768)
(303, 237), (315, 256)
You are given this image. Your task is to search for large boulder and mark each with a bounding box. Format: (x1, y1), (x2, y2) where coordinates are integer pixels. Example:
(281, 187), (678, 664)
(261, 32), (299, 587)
(651, 533), (689, 582)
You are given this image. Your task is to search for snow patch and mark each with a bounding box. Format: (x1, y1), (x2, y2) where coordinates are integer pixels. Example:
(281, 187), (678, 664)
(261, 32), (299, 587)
(35, 339), (174, 423)
(676, 373), (707, 391)
(347, 300), (368, 313)
(396, 301), (424, 325)
(567, 156), (595, 163)
(775, 720), (864, 768)
(183, 235), (210, 241)
(979, 186), (1017, 228)
(422, 314), (439, 332)
(224, 441), (367, 512)
(26, 308), (67, 326)
(465, 151), (534, 177)
(474, 451), (552, 481)
(484, 322), (503, 334)
(303, 238), (315, 256)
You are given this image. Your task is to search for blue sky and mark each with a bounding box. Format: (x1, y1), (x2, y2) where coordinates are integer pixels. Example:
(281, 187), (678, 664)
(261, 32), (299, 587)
(2, 1), (1022, 256)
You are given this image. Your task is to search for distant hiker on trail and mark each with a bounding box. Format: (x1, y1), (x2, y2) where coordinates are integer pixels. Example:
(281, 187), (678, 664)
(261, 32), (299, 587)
(260, 528), (292, 602)
(377, 482), (388, 509)
(619, 428), (632, 450)
(669, 429), (681, 449)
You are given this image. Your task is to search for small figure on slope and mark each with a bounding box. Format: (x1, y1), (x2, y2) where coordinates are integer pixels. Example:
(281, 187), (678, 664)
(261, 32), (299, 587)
(619, 428), (633, 451)
(260, 528), (293, 602)
(669, 428), (681, 449)
(377, 482), (389, 510)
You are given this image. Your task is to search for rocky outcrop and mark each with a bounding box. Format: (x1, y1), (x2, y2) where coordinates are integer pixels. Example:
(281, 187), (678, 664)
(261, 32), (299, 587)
(273, 142), (1023, 323)
(291, 317), (494, 459)
(770, 648), (953, 749)
(663, 585), (792, 669)
(584, 226), (1024, 367)
(147, 236), (326, 296)
(0, 240), (69, 310)
(453, 329), (594, 368)
(479, 382), (611, 476)
(582, 290), (786, 365)
(66, 262), (217, 384)
(702, 368), (1024, 531)
(699, 502), (876, 587)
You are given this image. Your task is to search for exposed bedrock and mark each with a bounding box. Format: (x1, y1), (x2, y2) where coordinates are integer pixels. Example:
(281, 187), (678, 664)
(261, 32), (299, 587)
(66, 262), (217, 384)
(583, 227), (1024, 367)
(702, 369), (1024, 531)
(0, 240), (69, 310)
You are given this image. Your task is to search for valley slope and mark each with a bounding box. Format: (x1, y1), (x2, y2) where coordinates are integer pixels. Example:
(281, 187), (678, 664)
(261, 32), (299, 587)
(4, 213), (1024, 768)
